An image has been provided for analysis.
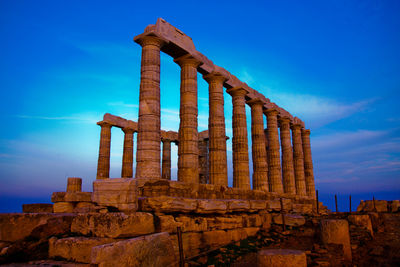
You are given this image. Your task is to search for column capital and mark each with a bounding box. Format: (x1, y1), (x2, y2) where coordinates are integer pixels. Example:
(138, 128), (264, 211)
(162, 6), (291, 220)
(135, 35), (166, 48)
(161, 137), (173, 143)
(246, 98), (264, 107)
(226, 87), (247, 97)
(122, 127), (135, 134)
(264, 108), (279, 117)
(203, 71), (228, 84)
(301, 129), (311, 135)
(278, 116), (291, 124)
(291, 123), (303, 130)
(97, 121), (112, 128)
(174, 54), (202, 68)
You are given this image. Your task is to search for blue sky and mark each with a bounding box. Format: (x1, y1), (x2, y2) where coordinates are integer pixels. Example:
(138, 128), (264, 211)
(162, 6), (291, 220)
(1, 0), (399, 212)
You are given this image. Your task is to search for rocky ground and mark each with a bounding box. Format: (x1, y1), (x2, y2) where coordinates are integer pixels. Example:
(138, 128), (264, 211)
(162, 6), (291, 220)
(188, 213), (400, 267)
(1, 212), (399, 266)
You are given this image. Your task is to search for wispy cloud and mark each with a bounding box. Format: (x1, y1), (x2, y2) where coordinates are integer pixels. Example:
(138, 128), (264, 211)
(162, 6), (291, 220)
(108, 101), (138, 108)
(15, 114), (98, 123)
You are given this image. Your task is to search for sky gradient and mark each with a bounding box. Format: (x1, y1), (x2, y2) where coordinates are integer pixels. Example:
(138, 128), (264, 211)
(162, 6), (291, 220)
(1, 0), (399, 212)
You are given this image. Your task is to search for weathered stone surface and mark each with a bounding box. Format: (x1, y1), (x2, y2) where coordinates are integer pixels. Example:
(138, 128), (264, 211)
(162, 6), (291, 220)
(243, 227), (259, 237)
(292, 203), (313, 214)
(52, 192), (92, 203)
(320, 219), (352, 262)
(273, 214), (306, 227)
(53, 202), (75, 213)
(266, 199), (281, 211)
(49, 236), (115, 263)
(139, 196), (197, 213)
(155, 215), (180, 233)
(207, 216), (243, 230)
(390, 200), (400, 212)
(0, 213), (74, 242)
(91, 232), (177, 267)
(169, 232), (203, 259)
(227, 87), (251, 190)
(175, 216), (207, 232)
(249, 200), (267, 211)
(260, 212), (272, 230)
(357, 200), (388, 212)
(96, 121), (112, 179)
(245, 214), (263, 227)
(266, 198), (292, 211)
(348, 214), (373, 236)
(228, 199), (250, 212)
(135, 36), (164, 180)
(279, 117), (296, 195)
(291, 124), (307, 196)
(203, 230), (231, 248)
(67, 177), (82, 192)
(265, 109), (284, 193)
(22, 204), (53, 213)
(71, 213), (154, 238)
(247, 98), (269, 191)
(205, 73), (229, 187)
(92, 178), (137, 212)
(121, 127), (134, 178)
(197, 199), (227, 214)
(301, 129), (316, 198)
(175, 55), (201, 184)
(257, 249), (307, 267)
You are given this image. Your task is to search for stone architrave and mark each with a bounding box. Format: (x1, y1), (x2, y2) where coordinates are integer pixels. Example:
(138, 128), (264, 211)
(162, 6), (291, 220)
(292, 124), (307, 196)
(198, 138), (209, 184)
(174, 54), (202, 183)
(135, 35), (165, 179)
(302, 129), (316, 198)
(279, 117), (296, 194)
(247, 99), (268, 191)
(96, 121), (112, 179)
(204, 72), (228, 186)
(121, 127), (135, 178)
(161, 139), (172, 180)
(227, 87), (250, 190)
(265, 109), (284, 193)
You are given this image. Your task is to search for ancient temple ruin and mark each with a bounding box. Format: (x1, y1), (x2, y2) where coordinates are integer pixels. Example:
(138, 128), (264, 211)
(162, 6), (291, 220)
(92, 18), (316, 211)
(5, 18), (399, 267)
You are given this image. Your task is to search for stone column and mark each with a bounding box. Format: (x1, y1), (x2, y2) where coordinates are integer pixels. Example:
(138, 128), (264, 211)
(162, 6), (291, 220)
(292, 124), (307, 196)
(135, 35), (165, 179)
(198, 138), (209, 184)
(96, 121), (112, 179)
(204, 72), (228, 186)
(121, 127), (134, 178)
(302, 129), (316, 198)
(265, 109), (284, 193)
(174, 55), (202, 183)
(247, 99), (268, 191)
(279, 117), (296, 194)
(161, 138), (172, 180)
(227, 87), (250, 189)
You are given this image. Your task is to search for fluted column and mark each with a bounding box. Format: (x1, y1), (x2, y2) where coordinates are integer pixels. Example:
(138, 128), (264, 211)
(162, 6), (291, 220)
(161, 139), (172, 180)
(204, 72), (228, 186)
(278, 117), (296, 194)
(198, 138), (209, 184)
(174, 55), (202, 183)
(227, 87), (250, 189)
(135, 36), (165, 179)
(96, 121), (112, 179)
(292, 124), (307, 196)
(247, 99), (268, 191)
(265, 109), (284, 193)
(121, 127), (135, 178)
(302, 129), (316, 198)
